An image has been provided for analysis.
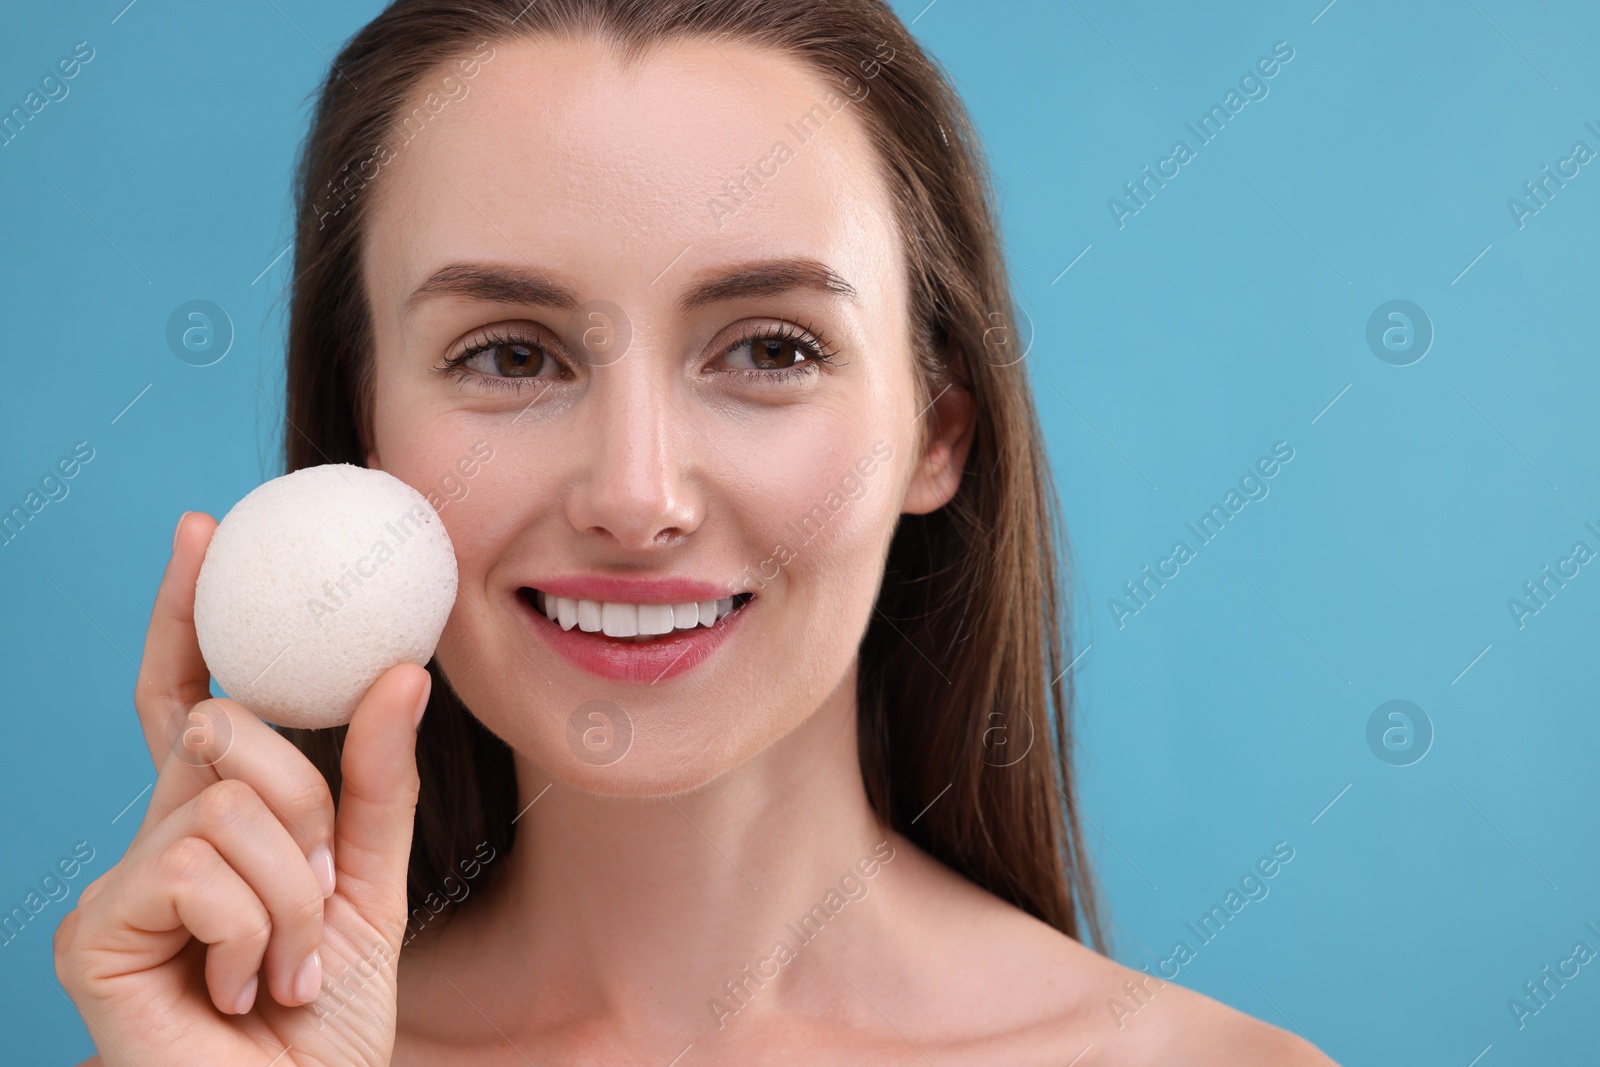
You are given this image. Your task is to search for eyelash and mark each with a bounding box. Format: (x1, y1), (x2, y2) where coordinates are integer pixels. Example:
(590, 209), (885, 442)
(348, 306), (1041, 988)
(721, 320), (841, 383)
(434, 320), (841, 393)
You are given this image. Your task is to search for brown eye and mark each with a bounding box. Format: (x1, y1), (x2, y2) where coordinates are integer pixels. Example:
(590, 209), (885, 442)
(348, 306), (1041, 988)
(747, 336), (803, 369)
(713, 321), (835, 381)
(448, 333), (562, 381)
(489, 342), (544, 376)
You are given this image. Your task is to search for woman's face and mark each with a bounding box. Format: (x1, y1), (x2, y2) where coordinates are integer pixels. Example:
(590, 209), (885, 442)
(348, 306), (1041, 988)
(361, 34), (966, 794)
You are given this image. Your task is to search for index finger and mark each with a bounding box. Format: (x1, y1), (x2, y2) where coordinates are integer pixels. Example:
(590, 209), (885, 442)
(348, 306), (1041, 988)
(132, 511), (218, 768)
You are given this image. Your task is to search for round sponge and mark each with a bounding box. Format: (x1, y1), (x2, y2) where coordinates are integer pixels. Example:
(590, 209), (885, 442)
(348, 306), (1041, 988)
(193, 464), (458, 729)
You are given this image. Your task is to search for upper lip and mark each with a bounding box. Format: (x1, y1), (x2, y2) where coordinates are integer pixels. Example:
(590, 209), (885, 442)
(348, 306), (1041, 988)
(521, 575), (749, 603)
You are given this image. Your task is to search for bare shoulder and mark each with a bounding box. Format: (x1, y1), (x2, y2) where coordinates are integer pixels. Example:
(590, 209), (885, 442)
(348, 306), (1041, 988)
(992, 908), (1336, 1066)
(881, 835), (1337, 1066)
(1078, 953), (1336, 1067)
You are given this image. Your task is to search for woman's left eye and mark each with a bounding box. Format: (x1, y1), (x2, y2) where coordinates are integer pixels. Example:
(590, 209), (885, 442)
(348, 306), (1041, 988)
(719, 323), (838, 379)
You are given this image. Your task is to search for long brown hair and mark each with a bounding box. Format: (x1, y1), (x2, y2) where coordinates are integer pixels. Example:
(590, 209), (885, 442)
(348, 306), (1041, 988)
(280, 0), (1106, 953)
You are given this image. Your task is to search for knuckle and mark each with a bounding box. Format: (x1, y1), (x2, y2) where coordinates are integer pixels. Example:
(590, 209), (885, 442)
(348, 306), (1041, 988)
(239, 907), (272, 949)
(52, 913), (96, 999)
(196, 778), (259, 829)
(287, 889), (324, 933)
(282, 777), (334, 824)
(160, 836), (217, 886)
(76, 868), (114, 904)
(53, 924), (85, 995)
(52, 907), (81, 957)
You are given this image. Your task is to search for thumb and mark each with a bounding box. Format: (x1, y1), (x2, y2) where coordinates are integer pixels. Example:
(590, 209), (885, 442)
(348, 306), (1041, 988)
(332, 662), (431, 921)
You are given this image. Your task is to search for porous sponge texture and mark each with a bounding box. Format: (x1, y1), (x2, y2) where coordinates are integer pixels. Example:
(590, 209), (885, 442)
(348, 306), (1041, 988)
(193, 464), (458, 729)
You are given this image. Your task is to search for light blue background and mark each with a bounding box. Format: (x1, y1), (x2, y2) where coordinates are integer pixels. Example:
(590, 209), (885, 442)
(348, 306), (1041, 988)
(3, 1), (1596, 1062)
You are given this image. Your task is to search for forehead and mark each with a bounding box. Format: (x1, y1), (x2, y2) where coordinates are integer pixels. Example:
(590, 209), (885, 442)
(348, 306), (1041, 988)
(362, 33), (900, 308)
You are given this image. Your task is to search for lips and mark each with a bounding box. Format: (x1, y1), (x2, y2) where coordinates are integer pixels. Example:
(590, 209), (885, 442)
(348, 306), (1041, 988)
(524, 588), (750, 640)
(512, 584), (754, 684)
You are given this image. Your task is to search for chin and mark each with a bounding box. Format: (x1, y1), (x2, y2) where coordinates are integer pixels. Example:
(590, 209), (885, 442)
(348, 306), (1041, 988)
(431, 648), (774, 802)
(430, 571), (854, 800)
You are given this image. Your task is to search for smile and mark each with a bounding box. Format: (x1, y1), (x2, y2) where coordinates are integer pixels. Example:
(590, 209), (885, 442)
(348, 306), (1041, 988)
(514, 586), (755, 683)
(523, 588), (751, 641)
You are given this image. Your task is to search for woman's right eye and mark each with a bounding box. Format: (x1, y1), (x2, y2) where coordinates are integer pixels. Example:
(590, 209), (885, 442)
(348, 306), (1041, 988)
(443, 331), (566, 384)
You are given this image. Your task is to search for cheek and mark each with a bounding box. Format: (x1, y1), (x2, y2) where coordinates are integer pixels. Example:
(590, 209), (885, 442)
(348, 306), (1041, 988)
(725, 404), (902, 587)
(736, 425), (904, 725)
(417, 433), (549, 722)
(767, 454), (893, 575)
(374, 417), (532, 584)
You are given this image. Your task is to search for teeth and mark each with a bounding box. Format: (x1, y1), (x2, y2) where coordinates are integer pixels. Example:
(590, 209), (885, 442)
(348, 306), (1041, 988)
(601, 602), (638, 637)
(638, 603), (675, 636)
(535, 590), (743, 636)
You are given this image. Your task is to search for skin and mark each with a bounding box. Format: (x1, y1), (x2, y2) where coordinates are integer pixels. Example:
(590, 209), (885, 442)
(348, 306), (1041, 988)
(57, 34), (1336, 1067)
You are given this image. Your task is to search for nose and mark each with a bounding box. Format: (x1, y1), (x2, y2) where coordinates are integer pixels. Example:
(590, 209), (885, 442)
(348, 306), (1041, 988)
(564, 358), (702, 551)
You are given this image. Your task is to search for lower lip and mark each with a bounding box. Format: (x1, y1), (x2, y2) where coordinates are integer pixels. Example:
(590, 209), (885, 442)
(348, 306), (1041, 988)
(514, 590), (751, 684)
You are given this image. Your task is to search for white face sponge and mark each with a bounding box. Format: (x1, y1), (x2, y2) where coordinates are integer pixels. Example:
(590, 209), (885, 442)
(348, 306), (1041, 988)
(193, 464), (458, 729)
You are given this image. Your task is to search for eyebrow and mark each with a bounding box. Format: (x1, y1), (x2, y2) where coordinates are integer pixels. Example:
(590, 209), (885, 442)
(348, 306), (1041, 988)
(676, 258), (859, 311)
(404, 257), (859, 315)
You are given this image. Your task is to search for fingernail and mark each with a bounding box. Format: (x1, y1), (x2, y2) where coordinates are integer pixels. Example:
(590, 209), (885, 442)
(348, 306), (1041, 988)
(413, 672), (433, 730)
(309, 845), (336, 898)
(293, 951), (322, 1004)
(234, 973), (258, 1015)
(172, 511), (191, 552)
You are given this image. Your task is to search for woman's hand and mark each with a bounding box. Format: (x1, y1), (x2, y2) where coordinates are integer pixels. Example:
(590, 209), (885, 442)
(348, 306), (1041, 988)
(54, 512), (431, 1066)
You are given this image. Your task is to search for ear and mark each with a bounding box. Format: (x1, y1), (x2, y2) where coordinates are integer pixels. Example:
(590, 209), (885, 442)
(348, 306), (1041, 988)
(902, 376), (975, 516)
(366, 450), (381, 470)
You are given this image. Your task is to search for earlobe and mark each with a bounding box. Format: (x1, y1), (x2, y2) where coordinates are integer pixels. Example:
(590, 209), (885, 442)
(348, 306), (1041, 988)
(902, 378), (975, 516)
(366, 450), (381, 470)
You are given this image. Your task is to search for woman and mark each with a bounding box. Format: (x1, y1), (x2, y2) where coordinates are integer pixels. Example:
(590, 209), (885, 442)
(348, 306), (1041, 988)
(55, 1), (1334, 1062)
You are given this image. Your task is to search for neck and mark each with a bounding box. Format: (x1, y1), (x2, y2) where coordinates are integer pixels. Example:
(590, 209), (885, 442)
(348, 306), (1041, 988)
(458, 665), (898, 1032)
